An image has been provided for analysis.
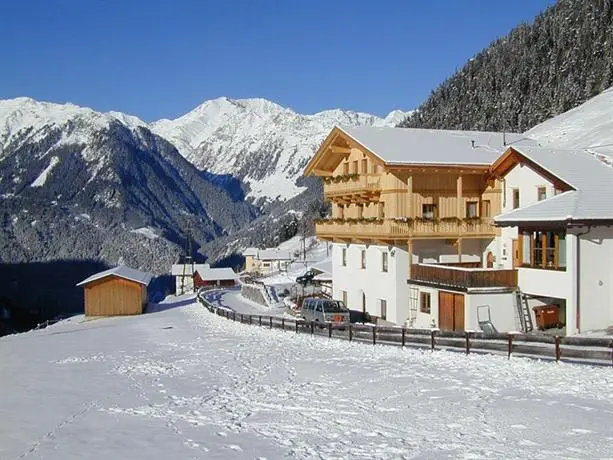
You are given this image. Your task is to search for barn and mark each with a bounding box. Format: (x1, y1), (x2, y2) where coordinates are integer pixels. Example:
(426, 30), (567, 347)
(76, 266), (153, 317)
(194, 267), (239, 289)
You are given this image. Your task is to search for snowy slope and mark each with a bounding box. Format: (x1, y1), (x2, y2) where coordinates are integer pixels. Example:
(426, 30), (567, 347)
(1, 295), (613, 459)
(526, 86), (613, 161)
(152, 97), (412, 203)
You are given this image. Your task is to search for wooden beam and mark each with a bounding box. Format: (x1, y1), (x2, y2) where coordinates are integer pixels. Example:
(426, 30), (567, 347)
(407, 175), (413, 218)
(457, 174), (463, 219)
(330, 146), (352, 154)
(457, 238), (463, 264)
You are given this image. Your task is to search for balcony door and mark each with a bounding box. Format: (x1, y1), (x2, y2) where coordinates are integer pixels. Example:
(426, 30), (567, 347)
(438, 291), (464, 331)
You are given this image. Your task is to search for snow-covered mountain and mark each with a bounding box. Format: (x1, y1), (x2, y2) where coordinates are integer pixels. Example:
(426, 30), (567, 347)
(151, 97), (412, 204)
(0, 97), (257, 272)
(526, 86), (613, 162)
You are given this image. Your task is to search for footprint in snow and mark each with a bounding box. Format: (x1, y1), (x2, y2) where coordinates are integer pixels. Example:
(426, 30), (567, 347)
(226, 444), (243, 451)
(570, 428), (594, 434)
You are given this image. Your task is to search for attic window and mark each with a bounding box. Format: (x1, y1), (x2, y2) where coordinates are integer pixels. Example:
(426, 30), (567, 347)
(537, 187), (547, 202)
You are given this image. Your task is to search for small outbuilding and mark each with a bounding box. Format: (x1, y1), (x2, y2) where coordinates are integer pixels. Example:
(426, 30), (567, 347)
(194, 267), (239, 289)
(77, 266), (153, 317)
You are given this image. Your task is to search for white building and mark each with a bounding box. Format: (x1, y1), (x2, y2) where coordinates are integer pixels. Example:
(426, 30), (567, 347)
(243, 248), (293, 275)
(490, 145), (613, 335)
(171, 263), (210, 295)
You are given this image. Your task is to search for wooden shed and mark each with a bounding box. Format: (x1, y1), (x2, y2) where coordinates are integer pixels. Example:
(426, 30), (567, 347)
(193, 267), (239, 289)
(76, 266), (153, 317)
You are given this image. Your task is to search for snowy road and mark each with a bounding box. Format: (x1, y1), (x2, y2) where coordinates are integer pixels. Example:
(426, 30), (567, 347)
(1, 295), (613, 459)
(204, 288), (288, 317)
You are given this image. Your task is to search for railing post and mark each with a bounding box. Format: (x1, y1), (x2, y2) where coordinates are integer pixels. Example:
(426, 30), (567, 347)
(372, 326), (376, 345)
(233, 311), (236, 321)
(259, 315), (262, 326)
(281, 318), (285, 331)
(555, 335), (561, 362)
(328, 322), (332, 338)
(401, 327), (406, 347)
(249, 315), (252, 325)
(295, 320), (299, 334)
(430, 329), (437, 351)
(349, 324), (353, 342)
(465, 331), (472, 355)
(240, 313), (243, 323)
(311, 321), (314, 335)
(507, 333), (513, 359)
(269, 316), (273, 329)
(610, 340), (613, 367)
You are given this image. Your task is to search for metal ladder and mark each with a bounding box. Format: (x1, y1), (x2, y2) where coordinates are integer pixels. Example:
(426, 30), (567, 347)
(515, 290), (534, 333)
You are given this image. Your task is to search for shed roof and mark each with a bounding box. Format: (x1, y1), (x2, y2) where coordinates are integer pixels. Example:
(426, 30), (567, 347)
(243, 247), (258, 257)
(257, 249), (293, 261)
(77, 266), (153, 287)
(195, 267), (239, 281)
(338, 126), (536, 166)
(494, 146), (613, 224)
(309, 258), (332, 275)
(171, 263), (210, 276)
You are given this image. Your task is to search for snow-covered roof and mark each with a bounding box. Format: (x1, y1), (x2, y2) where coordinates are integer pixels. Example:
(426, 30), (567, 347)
(339, 126), (537, 166)
(195, 267), (238, 281)
(171, 263), (210, 276)
(243, 247), (258, 257)
(310, 258), (332, 275)
(253, 249), (293, 261)
(495, 146), (613, 224)
(313, 272), (332, 282)
(77, 266), (153, 287)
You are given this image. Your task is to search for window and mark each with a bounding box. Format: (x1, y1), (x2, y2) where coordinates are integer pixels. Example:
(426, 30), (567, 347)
(420, 292), (431, 314)
(352, 160), (358, 174)
(357, 205), (363, 219)
(361, 158), (368, 173)
(554, 188), (563, 196)
(380, 299), (387, 320)
(342, 290), (347, 306)
(466, 201), (478, 218)
(341, 248), (347, 266)
(537, 187), (547, 202)
(520, 230), (566, 270)
(512, 189), (520, 209)
(371, 163), (378, 174)
(481, 200), (491, 217)
(343, 162), (349, 175)
(361, 249), (366, 269)
(378, 202), (385, 219)
(422, 204), (437, 220)
(382, 252), (388, 272)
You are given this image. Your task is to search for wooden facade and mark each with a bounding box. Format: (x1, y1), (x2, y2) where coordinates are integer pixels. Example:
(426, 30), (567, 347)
(305, 127), (502, 266)
(438, 291), (465, 331)
(82, 275), (147, 317)
(411, 264), (517, 290)
(194, 272), (237, 288)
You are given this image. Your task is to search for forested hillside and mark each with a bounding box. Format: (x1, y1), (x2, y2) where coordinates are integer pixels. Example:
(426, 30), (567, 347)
(401, 0), (613, 132)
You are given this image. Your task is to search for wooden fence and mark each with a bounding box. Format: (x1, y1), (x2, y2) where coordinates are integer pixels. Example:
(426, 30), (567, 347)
(197, 293), (613, 367)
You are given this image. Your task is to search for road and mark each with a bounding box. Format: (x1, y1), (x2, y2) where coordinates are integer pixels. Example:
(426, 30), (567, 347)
(203, 288), (288, 317)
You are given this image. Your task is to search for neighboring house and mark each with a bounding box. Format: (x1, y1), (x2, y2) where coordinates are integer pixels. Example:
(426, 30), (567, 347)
(76, 266), (152, 317)
(490, 145), (613, 335)
(171, 263), (210, 295)
(243, 248), (293, 274)
(194, 267), (239, 289)
(305, 126), (535, 328)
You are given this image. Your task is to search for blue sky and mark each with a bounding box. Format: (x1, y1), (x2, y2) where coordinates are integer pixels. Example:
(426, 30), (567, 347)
(0, 0), (555, 121)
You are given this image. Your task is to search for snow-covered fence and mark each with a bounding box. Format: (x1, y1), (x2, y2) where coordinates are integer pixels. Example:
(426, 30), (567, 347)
(197, 294), (613, 367)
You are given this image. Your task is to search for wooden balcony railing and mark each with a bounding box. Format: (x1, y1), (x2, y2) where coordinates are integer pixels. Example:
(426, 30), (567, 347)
(410, 263), (517, 289)
(315, 218), (496, 240)
(324, 176), (381, 198)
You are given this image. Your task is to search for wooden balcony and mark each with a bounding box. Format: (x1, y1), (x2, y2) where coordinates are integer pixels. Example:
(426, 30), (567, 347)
(315, 217), (496, 241)
(410, 263), (517, 289)
(324, 175), (381, 201)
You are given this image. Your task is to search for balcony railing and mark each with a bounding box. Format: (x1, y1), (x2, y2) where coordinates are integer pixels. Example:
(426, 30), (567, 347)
(324, 175), (381, 198)
(410, 263), (517, 289)
(315, 218), (496, 239)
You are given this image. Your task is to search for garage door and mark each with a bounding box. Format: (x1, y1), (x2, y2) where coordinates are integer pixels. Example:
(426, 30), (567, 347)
(438, 291), (465, 331)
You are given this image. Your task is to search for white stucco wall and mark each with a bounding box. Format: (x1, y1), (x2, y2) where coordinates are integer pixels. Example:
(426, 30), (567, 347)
(332, 243), (409, 324)
(464, 292), (517, 332)
(576, 226), (613, 332)
(499, 163), (556, 269)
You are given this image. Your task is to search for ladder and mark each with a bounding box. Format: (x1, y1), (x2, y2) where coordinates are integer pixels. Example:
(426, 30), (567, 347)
(515, 291), (534, 333)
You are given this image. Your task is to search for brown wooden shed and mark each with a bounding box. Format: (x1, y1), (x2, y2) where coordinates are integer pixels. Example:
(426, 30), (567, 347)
(77, 266), (153, 317)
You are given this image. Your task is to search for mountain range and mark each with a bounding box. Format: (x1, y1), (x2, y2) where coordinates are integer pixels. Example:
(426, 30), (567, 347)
(0, 96), (409, 271)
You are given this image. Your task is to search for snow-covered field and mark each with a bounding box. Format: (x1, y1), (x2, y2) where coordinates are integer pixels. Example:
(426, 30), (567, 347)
(1, 295), (613, 459)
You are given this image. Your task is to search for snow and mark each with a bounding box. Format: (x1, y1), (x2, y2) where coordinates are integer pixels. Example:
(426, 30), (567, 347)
(1, 294), (613, 459)
(130, 226), (159, 240)
(527, 85), (613, 161)
(30, 156), (60, 187)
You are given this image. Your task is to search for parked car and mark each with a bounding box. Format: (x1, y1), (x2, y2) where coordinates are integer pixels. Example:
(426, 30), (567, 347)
(296, 269), (318, 286)
(301, 298), (350, 325)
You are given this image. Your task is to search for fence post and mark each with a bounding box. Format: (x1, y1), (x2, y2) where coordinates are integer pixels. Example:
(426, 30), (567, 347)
(281, 318), (285, 331)
(295, 320), (299, 334)
(328, 322), (332, 338)
(372, 326), (376, 345)
(507, 334), (514, 360)
(233, 311), (236, 321)
(401, 327), (406, 348)
(311, 321), (314, 335)
(249, 315), (252, 325)
(349, 324), (353, 342)
(465, 331), (472, 355)
(259, 315), (262, 326)
(610, 340), (613, 367)
(269, 316), (273, 329)
(555, 335), (561, 362)
(240, 313), (243, 323)
(430, 329), (437, 351)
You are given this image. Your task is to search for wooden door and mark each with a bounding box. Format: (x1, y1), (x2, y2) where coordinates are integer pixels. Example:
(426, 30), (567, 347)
(486, 251), (494, 268)
(512, 239), (520, 268)
(438, 291), (465, 331)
